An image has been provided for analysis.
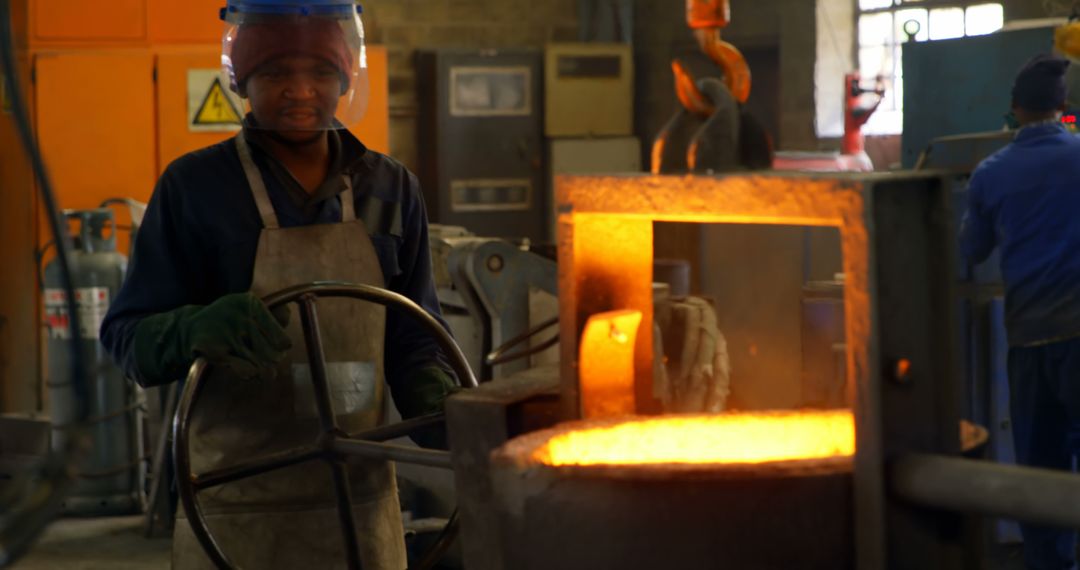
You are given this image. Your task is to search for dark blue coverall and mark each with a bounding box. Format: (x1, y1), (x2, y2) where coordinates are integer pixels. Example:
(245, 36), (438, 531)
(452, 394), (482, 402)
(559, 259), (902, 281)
(961, 121), (1080, 570)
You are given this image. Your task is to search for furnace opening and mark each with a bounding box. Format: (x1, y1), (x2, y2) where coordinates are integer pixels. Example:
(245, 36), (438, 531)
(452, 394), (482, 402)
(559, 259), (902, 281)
(651, 221), (847, 414)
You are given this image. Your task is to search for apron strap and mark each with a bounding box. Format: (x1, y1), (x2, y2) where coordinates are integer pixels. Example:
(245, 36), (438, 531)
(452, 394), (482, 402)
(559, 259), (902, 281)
(356, 193), (403, 238)
(235, 135), (280, 229)
(340, 177), (356, 223)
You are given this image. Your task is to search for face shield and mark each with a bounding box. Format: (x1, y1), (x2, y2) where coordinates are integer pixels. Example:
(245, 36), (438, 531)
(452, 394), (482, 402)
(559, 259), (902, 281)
(221, 1), (368, 132)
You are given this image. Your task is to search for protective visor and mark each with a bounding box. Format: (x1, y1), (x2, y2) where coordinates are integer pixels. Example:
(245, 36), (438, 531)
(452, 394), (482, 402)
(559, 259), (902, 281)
(221, 1), (368, 131)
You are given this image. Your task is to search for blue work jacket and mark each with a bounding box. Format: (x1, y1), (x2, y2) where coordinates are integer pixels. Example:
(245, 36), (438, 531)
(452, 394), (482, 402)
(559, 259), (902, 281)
(960, 122), (1080, 346)
(100, 126), (453, 389)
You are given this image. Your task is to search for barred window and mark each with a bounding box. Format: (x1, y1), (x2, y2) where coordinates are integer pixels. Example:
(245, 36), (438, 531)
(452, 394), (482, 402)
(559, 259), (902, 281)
(857, 1), (1004, 134)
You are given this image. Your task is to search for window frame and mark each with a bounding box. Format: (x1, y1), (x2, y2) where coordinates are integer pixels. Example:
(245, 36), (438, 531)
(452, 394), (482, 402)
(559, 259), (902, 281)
(858, 0), (1003, 15)
(856, 0), (1004, 135)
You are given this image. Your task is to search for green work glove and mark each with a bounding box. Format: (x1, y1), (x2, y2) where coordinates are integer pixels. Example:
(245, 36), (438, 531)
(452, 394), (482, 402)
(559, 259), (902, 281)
(133, 292), (292, 386)
(392, 366), (460, 449)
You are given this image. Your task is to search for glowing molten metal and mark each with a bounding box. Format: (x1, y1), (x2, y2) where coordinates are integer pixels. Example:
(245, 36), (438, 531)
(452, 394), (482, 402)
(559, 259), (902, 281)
(533, 410), (854, 467)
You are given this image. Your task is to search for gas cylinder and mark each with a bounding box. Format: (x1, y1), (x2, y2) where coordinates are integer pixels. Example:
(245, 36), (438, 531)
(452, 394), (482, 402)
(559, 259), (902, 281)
(43, 208), (141, 515)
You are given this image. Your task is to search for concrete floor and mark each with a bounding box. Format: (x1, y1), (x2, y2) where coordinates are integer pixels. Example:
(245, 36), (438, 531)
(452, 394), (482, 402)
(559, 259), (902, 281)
(11, 516), (170, 570)
(2, 513), (1033, 570)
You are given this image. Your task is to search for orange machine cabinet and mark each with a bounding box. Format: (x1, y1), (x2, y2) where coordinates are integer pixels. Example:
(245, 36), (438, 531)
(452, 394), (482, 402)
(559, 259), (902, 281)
(34, 50), (157, 243)
(355, 45), (389, 154)
(148, 0), (222, 44)
(16, 0), (222, 47)
(0, 54), (40, 413)
(22, 0), (148, 48)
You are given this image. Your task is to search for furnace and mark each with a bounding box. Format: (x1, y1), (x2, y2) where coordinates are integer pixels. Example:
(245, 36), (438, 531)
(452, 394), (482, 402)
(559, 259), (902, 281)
(488, 411), (858, 567)
(446, 171), (972, 570)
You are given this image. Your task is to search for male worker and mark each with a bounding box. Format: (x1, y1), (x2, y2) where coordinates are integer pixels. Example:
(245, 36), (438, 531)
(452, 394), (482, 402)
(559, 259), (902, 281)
(961, 53), (1080, 570)
(100, 2), (457, 568)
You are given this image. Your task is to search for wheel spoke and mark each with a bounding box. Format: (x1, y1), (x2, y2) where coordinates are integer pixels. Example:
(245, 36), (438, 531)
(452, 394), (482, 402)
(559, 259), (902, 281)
(297, 294), (339, 433)
(192, 446), (322, 491)
(332, 437), (453, 469)
(327, 461), (362, 570)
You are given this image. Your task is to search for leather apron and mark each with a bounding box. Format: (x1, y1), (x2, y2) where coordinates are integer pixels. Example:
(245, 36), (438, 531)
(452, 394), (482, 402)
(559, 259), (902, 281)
(171, 135), (407, 569)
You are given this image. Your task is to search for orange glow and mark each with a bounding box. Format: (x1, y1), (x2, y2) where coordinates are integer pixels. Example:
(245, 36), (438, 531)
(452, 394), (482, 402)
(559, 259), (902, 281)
(579, 310), (642, 419)
(560, 213), (654, 419)
(533, 410), (855, 466)
(895, 358), (912, 381)
(556, 175), (870, 422)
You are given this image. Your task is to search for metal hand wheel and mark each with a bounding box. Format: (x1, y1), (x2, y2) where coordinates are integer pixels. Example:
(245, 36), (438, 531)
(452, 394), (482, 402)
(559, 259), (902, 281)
(173, 282), (479, 570)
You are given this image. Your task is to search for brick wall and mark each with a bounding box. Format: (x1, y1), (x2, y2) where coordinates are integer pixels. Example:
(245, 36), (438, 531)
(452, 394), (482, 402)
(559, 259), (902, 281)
(777, 0), (823, 149)
(361, 0), (579, 170)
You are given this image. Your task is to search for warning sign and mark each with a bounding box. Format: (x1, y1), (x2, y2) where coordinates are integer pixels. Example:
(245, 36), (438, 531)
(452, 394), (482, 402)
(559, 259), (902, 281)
(187, 69), (243, 132)
(44, 287), (110, 340)
(193, 78), (242, 125)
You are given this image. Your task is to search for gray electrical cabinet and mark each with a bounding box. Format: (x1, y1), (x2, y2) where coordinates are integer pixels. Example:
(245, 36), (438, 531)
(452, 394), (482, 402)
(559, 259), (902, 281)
(417, 49), (546, 241)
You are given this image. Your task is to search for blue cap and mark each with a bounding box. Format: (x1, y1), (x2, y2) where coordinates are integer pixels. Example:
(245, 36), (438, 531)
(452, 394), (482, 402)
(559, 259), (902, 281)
(1012, 53), (1070, 112)
(220, 0), (361, 20)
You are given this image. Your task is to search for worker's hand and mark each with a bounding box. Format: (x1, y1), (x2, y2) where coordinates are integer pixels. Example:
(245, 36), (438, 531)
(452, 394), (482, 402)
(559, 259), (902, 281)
(185, 292), (293, 380)
(392, 366), (460, 449)
(133, 292), (292, 386)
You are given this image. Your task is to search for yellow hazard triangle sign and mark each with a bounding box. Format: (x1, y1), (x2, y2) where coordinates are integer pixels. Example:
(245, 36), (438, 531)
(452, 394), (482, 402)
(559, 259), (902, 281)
(193, 77), (242, 126)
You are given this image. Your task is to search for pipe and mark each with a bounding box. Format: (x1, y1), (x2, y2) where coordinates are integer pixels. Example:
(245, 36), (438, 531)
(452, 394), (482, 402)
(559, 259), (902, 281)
(332, 438), (454, 470)
(892, 454), (1080, 529)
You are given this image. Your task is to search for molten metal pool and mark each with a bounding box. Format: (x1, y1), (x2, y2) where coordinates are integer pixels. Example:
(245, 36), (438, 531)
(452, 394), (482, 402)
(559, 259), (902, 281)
(490, 410), (856, 569)
(532, 410), (855, 467)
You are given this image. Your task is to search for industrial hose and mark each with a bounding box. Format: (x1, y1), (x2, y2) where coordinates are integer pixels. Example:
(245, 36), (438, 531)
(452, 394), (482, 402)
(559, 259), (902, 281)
(0, 0), (91, 566)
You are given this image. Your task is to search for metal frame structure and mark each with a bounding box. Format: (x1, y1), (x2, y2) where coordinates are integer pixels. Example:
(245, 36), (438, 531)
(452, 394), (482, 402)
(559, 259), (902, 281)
(446, 239), (559, 379)
(858, 0), (1005, 16)
(173, 282), (478, 570)
(555, 172), (930, 567)
(549, 172), (1080, 568)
